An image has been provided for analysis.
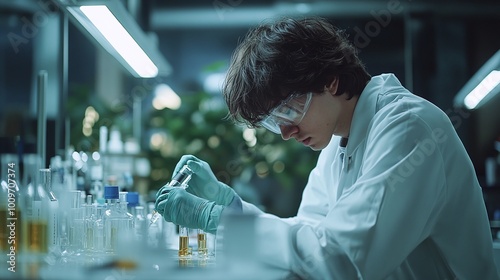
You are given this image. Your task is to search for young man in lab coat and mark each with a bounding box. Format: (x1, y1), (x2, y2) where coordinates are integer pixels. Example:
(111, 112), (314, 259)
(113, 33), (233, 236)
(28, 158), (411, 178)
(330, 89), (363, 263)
(155, 17), (499, 279)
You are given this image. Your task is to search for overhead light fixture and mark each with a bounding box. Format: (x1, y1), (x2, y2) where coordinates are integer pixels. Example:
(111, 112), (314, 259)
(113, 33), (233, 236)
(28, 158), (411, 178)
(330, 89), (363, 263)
(55, 0), (171, 78)
(79, 5), (157, 77)
(455, 50), (500, 110)
(463, 70), (500, 109)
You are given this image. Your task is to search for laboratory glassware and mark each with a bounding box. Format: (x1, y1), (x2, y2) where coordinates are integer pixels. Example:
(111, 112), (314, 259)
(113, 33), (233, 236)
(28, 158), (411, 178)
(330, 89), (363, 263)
(149, 165), (193, 226)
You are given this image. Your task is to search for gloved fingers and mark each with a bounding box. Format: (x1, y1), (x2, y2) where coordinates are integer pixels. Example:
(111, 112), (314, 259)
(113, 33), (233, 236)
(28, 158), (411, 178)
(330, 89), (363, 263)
(155, 184), (169, 199)
(154, 192), (169, 216)
(155, 185), (176, 200)
(172, 155), (199, 177)
(170, 155), (237, 207)
(155, 188), (186, 222)
(155, 187), (163, 200)
(184, 158), (204, 174)
(157, 187), (221, 232)
(185, 158), (218, 187)
(163, 188), (204, 228)
(183, 158), (211, 198)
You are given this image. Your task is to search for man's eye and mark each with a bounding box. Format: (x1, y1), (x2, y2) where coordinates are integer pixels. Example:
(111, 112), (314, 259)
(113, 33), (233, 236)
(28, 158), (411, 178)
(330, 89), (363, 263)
(282, 108), (299, 119)
(280, 107), (293, 115)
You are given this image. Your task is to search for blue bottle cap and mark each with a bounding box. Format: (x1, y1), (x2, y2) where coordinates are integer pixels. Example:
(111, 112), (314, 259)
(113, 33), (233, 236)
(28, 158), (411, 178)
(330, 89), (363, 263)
(127, 192), (139, 207)
(104, 185), (119, 199)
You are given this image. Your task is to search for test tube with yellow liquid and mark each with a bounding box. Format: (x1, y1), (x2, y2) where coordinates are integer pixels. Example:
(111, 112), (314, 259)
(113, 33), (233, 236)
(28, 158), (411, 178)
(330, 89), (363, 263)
(26, 169), (52, 254)
(197, 229), (208, 258)
(178, 226), (191, 259)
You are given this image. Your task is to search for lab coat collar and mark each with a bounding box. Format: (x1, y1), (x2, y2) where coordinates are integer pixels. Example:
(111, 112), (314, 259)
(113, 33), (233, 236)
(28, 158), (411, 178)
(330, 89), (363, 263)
(345, 73), (401, 156)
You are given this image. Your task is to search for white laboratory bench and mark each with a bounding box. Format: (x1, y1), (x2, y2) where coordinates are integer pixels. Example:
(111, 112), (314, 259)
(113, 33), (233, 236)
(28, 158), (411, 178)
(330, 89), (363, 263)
(35, 249), (290, 280)
(4, 244), (500, 279)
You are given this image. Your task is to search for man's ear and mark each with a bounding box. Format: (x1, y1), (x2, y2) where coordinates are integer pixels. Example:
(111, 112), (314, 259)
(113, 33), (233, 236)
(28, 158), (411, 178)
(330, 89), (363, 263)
(326, 77), (339, 96)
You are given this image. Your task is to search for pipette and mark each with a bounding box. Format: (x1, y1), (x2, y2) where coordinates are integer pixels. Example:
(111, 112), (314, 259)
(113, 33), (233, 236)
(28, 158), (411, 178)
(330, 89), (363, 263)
(149, 165), (193, 227)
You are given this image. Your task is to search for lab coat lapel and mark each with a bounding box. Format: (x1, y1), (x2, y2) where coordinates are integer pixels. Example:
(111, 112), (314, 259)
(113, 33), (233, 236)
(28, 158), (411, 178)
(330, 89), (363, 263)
(335, 76), (382, 199)
(345, 76), (380, 158)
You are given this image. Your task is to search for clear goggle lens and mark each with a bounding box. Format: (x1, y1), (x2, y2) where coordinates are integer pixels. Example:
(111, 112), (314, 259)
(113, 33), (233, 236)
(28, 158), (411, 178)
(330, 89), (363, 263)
(260, 92), (313, 134)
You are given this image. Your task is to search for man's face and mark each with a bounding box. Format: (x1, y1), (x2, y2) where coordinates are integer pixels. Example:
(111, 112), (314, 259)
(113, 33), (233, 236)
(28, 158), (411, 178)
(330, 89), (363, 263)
(277, 79), (358, 151)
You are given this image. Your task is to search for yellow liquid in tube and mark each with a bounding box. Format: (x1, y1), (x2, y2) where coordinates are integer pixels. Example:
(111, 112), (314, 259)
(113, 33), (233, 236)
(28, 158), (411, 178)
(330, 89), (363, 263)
(27, 221), (48, 253)
(197, 232), (207, 256)
(178, 235), (190, 258)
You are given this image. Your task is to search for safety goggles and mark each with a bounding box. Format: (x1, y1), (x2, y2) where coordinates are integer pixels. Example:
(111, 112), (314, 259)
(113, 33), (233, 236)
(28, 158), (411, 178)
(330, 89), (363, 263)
(259, 92), (313, 134)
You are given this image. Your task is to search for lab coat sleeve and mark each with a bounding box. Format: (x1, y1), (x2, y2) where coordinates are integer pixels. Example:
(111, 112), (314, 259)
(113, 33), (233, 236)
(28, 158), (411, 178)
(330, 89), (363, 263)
(294, 160), (331, 225)
(255, 216), (362, 279)
(241, 200), (266, 215)
(254, 103), (449, 280)
(226, 190), (276, 217)
(240, 200), (304, 226)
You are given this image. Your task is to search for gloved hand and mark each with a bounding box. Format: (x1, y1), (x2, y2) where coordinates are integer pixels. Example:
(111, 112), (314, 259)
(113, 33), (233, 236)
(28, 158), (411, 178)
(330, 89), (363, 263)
(171, 155), (237, 206)
(155, 187), (223, 234)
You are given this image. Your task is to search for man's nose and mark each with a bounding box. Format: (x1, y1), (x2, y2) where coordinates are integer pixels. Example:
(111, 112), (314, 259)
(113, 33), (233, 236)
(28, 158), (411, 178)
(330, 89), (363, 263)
(280, 125), (296, 140)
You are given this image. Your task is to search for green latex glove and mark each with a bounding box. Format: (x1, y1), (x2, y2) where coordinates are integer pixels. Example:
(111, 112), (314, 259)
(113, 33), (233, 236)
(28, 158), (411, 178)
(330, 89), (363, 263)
(155, 187), (223, 234)
(172, 155), (237, 206)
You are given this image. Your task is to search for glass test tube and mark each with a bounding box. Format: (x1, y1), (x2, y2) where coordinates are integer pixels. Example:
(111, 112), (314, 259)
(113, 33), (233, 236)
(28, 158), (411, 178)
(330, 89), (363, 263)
(149, 165), (193, 226)
(178, 226), (191, 258)
(26, 169), (52, 254)
(197, 229), (208, 257)
(83, 195), (94, 251)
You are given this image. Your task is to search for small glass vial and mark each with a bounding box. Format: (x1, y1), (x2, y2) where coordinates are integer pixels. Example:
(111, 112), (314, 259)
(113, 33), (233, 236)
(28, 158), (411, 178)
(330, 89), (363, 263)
(197, 229), (208, 258)
(67, 190), (84, 253)
(103, 185), (124, 252)
(25, 169), (51, 254)
(92, 198), (106, 255)
(178, 226), (191, 259)
(149, 165), (194, 226)
(41, 168), (60, 251)
(83, 195), (94, 251)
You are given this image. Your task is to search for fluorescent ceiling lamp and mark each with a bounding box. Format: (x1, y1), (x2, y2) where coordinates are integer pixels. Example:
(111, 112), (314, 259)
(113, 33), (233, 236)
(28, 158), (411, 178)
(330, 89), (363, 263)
(455, 50), (500, 110)
(464, 70), (500, 109)
(57, 0), (171, 78)
(80, 5), (157, 78)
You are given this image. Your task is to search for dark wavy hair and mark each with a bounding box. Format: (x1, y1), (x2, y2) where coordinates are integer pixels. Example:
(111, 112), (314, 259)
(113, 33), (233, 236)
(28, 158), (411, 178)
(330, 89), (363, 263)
(222, 17), (371, 127)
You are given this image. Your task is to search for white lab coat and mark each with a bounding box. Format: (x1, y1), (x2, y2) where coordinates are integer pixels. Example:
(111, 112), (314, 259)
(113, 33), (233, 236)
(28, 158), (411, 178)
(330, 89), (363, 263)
(236, 74), (500, 279)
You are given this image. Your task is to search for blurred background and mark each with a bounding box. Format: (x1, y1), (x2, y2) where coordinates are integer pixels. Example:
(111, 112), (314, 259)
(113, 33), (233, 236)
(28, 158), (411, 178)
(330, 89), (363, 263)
(1, 0), (500, 218)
